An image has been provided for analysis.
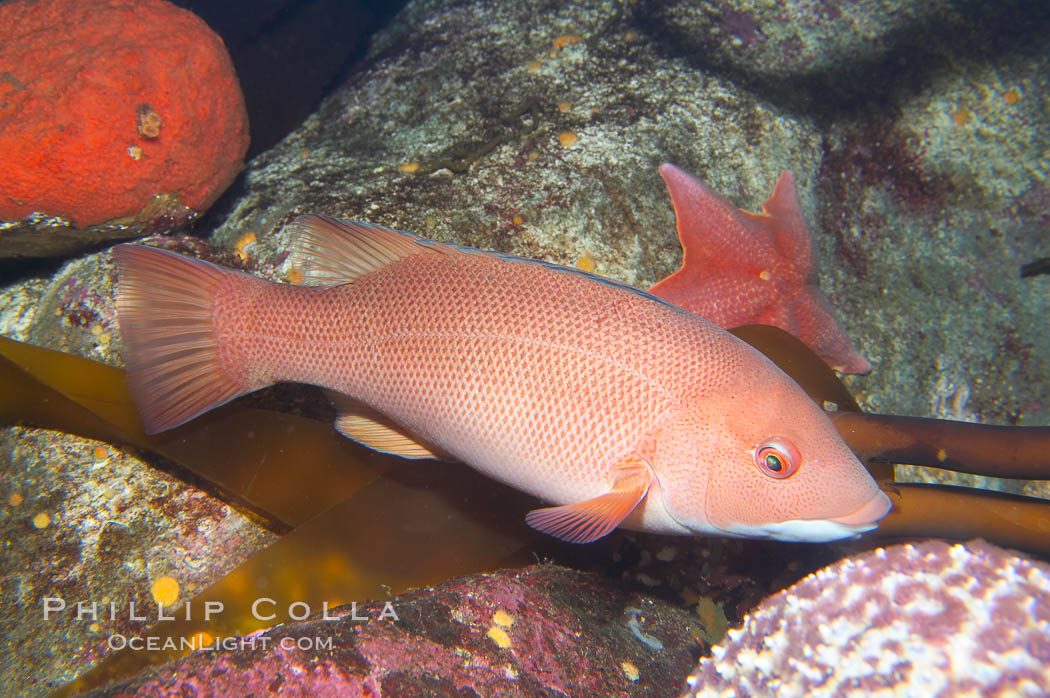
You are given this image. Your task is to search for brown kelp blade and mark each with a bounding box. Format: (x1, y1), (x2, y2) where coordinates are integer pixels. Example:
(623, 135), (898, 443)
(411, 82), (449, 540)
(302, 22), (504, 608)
(829, 411), (1050, 480)
(55, 461), (541, 696)
(875, 483), (1050, 556)
(0, 335), (383, 529)
(730, 324), (861, 412)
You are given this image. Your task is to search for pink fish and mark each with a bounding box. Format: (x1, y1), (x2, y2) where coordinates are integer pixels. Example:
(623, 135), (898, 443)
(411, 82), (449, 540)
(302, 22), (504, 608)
(114, 215), (890, 543)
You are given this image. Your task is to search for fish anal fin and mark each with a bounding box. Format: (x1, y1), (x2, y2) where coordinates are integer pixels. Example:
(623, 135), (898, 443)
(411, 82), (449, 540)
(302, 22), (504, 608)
(525, 459), (652, 544)
(286, 214), (458, 286)
(326, 391), (442, 460)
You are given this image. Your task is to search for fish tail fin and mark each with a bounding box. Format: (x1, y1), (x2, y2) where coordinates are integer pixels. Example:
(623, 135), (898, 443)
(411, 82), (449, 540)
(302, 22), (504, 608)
(113, 244), (256, 434)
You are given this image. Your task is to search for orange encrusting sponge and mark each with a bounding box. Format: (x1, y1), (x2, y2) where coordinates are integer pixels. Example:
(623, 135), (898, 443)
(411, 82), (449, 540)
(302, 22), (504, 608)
(0, 0), (249, 227)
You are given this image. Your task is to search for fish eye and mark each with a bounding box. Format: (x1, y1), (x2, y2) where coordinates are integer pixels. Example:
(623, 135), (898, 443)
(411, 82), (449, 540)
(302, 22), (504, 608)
(754, 437), (801, 479)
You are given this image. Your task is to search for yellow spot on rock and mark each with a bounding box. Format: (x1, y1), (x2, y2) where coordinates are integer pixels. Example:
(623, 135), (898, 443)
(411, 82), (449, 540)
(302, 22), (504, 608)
(191, 630), (214, 647)
(32, 512), (50, 529)
(559, 131), (578, 147)
(552, 35), (582, 49)
(621, 661), (640, 681)
(526, 60), (543, 73)
(512, 215), (524, 225)
(558, 101), (572, 113)
(93, 445), (108, 460)
(936, 448), (948, 462)
(234, 232), (257, 262)
(624, 31), (639, 42)
(8, 492), (23, 507)
(493, 609), (515, 628)
(151, 575), (180, 607)
(695, 597), (729, 644)
(288, 267), (305, 285)
(576, 253), (596, 273)
(487, 625), (512, 648)
(759, 269), (772, 281)
(952, 107), (971, 126)
(1003, 89), (1020, 105)
(398, 162), (420, 173)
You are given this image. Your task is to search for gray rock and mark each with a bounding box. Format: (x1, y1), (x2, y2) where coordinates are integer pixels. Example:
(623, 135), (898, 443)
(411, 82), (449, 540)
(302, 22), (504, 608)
(207, 0), (823, 294)
(0, 427), (275, 697)
(643, 0), (1050, 112)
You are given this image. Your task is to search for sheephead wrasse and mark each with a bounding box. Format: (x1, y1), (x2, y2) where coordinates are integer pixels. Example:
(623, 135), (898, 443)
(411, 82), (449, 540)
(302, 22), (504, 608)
(113, 215), (890, 543)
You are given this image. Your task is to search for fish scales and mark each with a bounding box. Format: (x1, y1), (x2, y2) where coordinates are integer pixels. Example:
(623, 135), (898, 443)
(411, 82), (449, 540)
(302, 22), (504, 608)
(222, 250), (727, 503)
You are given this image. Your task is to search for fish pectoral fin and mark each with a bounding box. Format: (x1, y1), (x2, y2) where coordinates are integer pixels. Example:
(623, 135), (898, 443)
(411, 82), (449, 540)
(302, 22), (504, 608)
(525, 460), (653, 544)
(327, 391), (443, 460)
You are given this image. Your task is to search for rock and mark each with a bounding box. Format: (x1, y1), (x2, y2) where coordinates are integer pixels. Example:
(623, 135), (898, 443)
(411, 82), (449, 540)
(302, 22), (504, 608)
(811, 1), (1050, 495)
(92, 565), (699, 697)
(644, 0), (1050, 113)
(0, 0), (249, 258)
(683, 540), (1050, 697)
(206, 0), (823, 296)
(0, 426), (275, 696)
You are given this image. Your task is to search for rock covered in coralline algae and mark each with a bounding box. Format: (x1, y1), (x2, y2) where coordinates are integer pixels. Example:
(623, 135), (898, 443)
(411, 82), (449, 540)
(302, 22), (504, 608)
(93, 565), (699, 697)
(682, 539), (1050, 697)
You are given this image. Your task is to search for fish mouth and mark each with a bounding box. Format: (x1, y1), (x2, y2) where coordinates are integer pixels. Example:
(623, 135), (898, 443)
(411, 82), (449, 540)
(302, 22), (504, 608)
(828, 490), (893, 529)
(735, 490), (894, 542)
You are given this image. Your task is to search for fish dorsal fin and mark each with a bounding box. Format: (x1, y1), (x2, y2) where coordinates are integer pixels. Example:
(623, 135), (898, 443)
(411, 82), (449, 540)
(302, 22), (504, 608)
(326, 390), (443, 459)
(288, 214), (690, 317)
(286, 214), (456, 286)
(525, 458), (652, 543)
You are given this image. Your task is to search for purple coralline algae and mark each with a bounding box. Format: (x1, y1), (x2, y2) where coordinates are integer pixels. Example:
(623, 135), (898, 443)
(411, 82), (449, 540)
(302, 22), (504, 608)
(683, 539), (1050, 697)
(91, 565), (698, 696)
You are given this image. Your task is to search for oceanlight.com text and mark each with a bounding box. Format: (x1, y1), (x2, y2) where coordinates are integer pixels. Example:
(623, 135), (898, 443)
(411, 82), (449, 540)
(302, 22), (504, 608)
(107, 633), (335, 652)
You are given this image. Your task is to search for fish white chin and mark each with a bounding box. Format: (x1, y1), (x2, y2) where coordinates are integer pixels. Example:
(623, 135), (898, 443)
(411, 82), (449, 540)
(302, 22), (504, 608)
(724, 490), (894, 543)
(749, 518), (877, 543)
(708, 518), (874, 542)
